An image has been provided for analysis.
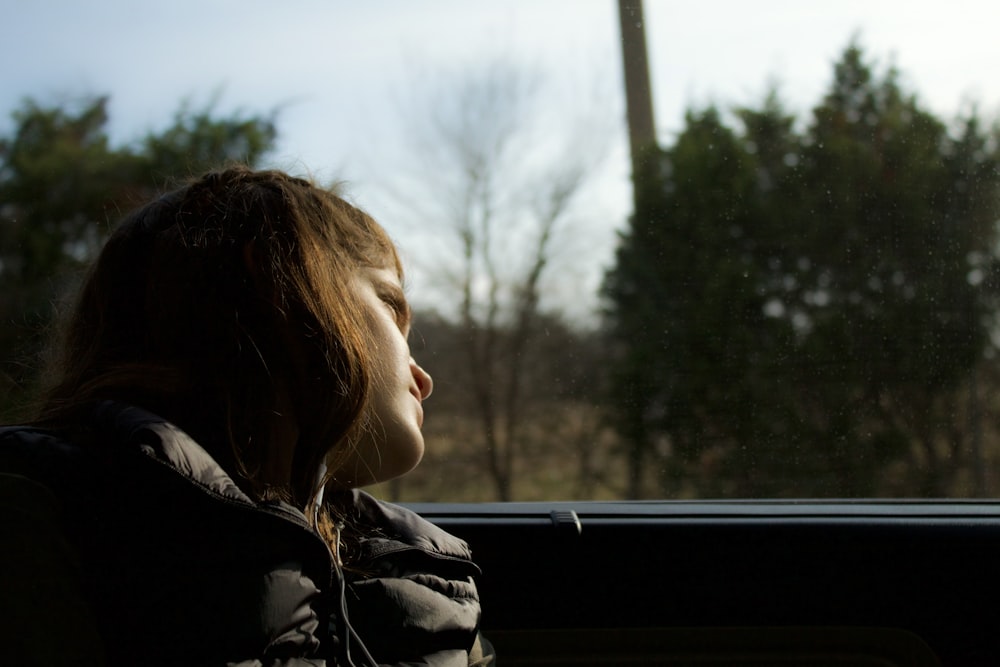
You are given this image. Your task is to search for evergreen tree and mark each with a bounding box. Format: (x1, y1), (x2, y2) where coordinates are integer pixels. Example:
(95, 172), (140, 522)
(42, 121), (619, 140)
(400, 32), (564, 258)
(603, 43), (1000, 497)
(0, 95), (277, 418)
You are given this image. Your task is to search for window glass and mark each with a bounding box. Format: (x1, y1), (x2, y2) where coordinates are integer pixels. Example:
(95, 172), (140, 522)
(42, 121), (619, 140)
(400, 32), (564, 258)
(3, 1), (1000, 501)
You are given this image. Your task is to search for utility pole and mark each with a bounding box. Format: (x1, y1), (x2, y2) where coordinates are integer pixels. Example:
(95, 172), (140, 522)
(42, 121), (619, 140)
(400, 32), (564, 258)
(617, 0), (657, 183)
(618, 0), (657, 499)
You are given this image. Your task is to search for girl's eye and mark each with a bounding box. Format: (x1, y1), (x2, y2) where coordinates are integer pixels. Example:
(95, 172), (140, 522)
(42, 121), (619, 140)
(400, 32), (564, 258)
(380, 294), (399, 314)
(380, 292), (410, 329)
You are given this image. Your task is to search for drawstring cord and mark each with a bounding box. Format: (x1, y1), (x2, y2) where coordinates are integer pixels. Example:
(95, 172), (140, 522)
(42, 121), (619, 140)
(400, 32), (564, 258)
(315, 463), (375, 666)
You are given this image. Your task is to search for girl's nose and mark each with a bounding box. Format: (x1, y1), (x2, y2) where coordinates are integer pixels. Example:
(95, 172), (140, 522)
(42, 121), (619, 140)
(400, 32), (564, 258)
(411, 358), (433, 400)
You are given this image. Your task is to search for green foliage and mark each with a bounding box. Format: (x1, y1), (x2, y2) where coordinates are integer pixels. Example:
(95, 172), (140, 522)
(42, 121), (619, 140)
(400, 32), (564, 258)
(604, 42), (1000, 498)
(140, 99), (277, 181)
(0, 95), (277, 418)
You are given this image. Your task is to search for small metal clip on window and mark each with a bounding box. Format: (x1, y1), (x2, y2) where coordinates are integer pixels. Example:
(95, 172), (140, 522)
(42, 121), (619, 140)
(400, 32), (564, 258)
(549, 509), (582, 537)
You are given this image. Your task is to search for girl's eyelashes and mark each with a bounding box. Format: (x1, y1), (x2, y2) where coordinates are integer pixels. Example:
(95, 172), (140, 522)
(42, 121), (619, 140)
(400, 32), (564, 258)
(378, 288), (411, 330)
(382, 295), (401, 318)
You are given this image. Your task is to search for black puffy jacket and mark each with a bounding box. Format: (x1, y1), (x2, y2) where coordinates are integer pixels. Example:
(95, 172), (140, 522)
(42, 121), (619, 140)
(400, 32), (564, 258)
(0, 401), (487, 666)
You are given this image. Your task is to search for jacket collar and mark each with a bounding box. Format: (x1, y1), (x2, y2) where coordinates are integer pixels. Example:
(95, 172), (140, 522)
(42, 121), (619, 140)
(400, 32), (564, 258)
(336, 488), (477, 566)
(93, 401), (476, 568)
(92, 400), (254, 505)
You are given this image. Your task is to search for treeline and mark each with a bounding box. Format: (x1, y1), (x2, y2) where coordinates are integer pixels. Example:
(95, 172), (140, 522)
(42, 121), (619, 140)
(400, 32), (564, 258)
(5, 43), (1000, 500)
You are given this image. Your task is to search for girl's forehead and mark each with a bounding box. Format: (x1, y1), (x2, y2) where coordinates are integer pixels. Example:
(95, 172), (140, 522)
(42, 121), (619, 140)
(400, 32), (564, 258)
(357, 240), (403, 278)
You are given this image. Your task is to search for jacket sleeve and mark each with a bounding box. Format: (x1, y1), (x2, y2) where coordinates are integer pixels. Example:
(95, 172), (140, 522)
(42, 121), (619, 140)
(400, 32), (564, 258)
(0, 472), (106, 665)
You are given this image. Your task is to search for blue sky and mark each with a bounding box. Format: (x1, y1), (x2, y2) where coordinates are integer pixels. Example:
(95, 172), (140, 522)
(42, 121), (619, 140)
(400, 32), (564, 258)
(4, 0), (1000, 318)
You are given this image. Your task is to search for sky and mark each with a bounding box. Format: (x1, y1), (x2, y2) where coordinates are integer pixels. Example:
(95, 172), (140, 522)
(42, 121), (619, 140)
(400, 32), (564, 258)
(4, 0), (1000, 320)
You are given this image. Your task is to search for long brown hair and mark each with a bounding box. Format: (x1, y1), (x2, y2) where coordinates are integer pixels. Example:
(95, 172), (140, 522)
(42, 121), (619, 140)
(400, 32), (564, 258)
(34, 166), (402, 512)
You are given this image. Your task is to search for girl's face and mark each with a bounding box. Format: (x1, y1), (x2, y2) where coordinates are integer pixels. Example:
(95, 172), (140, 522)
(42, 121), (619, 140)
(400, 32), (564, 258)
(330, 266), (433, 486)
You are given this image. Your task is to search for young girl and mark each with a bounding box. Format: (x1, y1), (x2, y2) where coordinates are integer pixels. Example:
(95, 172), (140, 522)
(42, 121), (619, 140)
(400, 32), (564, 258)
(0, 167), (492, 666)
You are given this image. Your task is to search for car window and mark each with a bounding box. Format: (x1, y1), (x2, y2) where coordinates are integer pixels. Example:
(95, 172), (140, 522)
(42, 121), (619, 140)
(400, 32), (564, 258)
(3, 1), (999, 502)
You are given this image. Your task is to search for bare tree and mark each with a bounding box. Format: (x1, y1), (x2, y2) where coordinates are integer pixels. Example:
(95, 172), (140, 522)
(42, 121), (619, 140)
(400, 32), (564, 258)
(383, 61), (605, 500)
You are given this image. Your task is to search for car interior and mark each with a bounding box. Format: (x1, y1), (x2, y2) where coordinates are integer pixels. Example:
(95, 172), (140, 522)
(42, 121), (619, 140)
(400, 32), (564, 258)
(417, 500), (999, 666)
